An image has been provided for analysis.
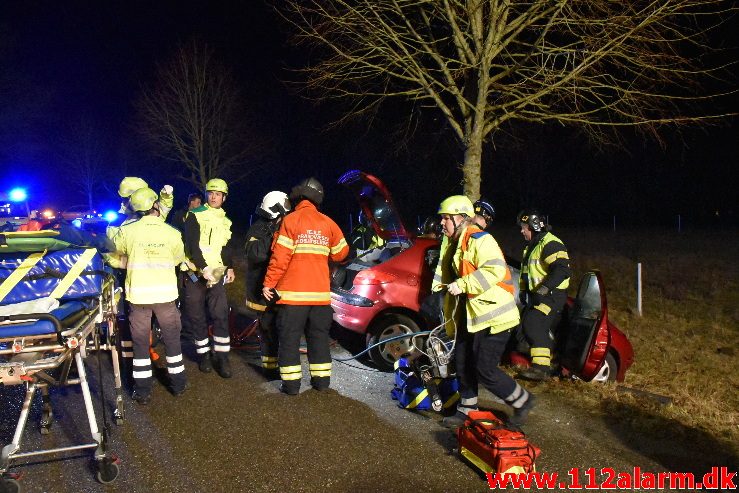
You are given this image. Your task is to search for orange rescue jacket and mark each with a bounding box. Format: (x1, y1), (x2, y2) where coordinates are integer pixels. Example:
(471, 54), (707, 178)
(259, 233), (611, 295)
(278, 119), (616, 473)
(263, 200), (349, 305)
(459, 226), (516, 297)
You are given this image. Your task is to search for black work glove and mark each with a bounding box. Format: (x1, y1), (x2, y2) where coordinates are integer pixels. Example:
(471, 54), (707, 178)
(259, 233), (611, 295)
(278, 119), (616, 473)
(518, 291), (527, 306)
(535, 285), (550, 296)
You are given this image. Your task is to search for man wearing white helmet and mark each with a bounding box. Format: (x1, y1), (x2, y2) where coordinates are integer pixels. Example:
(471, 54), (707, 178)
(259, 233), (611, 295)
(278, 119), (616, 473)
(244, 191), (291, 377)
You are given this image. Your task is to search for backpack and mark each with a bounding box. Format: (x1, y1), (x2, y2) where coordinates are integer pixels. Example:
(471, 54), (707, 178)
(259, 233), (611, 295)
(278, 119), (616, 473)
(390, 357), (459, 410)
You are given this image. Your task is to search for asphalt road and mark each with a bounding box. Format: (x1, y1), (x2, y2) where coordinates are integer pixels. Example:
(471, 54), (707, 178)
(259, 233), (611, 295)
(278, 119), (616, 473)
(1, 337), (736, 493)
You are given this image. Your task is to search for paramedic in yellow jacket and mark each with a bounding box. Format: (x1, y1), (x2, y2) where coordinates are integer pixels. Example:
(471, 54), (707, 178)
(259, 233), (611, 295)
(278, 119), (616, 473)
(106, 176), (175, 367)
(105, 176), (174, 270)
(432, 195), (535, 428)
(113, 187), (187, 405)
(182, 178), (236, 379)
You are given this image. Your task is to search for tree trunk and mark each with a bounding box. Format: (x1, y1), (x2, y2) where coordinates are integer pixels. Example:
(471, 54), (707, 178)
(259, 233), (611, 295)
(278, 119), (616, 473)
(461, 129), (483, 200)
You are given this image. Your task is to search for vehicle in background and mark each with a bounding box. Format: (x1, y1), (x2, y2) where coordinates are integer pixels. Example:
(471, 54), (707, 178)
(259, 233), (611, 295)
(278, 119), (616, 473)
(330, 170), (634, 383)
(0, 188), (31, 230)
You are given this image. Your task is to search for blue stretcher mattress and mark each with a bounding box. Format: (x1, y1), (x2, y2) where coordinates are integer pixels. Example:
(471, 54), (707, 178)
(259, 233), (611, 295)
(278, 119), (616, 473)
(0, 301), (87, 337)
(0, 248), (104, 306)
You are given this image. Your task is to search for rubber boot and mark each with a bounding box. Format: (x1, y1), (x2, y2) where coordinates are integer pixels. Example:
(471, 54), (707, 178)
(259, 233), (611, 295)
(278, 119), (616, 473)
(213, 352), (232, 379)
(198, 352), (213, 373)
(508, 394), (536, 427)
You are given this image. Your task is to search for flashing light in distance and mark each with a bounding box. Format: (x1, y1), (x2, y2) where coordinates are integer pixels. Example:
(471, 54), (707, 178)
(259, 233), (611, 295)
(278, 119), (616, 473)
(103, 210), (119, 222)
(9, 188), (27, 202)
(72, 218), (82, 228)
(41, 209), (56, 220)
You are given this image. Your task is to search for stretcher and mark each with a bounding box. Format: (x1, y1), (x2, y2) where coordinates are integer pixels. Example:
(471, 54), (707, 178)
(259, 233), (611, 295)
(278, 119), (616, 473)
(0, 231), (122, 490)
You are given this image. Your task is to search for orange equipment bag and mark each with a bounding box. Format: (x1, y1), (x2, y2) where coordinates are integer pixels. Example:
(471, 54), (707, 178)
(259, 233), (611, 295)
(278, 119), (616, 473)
(456, 410), (540, 474)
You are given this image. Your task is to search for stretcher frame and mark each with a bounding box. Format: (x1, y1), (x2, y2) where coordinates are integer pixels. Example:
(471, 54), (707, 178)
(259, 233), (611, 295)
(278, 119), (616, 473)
(0, 250), (123, 488)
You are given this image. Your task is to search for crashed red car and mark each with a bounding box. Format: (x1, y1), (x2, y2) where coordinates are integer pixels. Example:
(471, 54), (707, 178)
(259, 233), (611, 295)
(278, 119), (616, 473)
(330, 170), (634, 383)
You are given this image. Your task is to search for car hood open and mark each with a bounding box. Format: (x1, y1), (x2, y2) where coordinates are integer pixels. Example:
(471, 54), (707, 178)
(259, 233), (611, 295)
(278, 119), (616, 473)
(338, 170), (409, 241)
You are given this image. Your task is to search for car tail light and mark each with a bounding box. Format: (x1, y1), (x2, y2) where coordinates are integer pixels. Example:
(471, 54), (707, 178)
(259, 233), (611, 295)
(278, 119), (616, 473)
(354, 269), (397, 285)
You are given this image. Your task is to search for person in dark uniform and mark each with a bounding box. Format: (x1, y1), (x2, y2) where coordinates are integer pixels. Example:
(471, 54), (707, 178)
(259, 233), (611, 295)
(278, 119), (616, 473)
(244, 191), (291, 378)
(516, 209), (571, 381)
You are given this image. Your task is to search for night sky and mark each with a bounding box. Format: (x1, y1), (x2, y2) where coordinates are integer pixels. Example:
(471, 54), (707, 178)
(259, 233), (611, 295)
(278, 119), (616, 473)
(1, 1), (737, 231)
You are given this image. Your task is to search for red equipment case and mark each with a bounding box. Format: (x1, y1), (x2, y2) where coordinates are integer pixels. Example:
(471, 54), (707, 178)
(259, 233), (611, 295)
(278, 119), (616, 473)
(457, 410), (540, 474)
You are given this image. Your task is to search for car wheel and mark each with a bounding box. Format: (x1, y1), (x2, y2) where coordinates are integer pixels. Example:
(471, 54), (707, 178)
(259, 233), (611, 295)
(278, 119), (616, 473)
(367, 314), (420, 372)
(591, 352), (618, 383)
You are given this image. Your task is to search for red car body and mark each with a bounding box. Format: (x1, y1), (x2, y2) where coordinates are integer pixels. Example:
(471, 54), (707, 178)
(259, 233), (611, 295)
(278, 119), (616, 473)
(331, 170), (634, 382)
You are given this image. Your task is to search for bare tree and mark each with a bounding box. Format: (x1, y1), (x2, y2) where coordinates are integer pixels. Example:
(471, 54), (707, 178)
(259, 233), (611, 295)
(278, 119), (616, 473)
(62, 119), (106, 210)
(136, 40), (257, 188)
(277, 0), (737, 198)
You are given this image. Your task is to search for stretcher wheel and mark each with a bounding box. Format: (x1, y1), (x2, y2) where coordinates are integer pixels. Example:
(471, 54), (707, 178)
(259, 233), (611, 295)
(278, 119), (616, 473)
(95, 458), (120, 484)
(0, 478), (21, 493)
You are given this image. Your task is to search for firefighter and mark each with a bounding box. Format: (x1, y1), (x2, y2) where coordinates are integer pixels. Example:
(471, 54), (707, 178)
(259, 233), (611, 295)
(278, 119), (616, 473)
(112, 187), (187, 404)
(432, 195), (535, 428)
(183, 178), (236, 379)
(348, 210), (384, 254)
(244, 191), (291, 378)
(262, 177), (349, 395)
(516, 209), (571, 381)
(472, 198), (495, 231)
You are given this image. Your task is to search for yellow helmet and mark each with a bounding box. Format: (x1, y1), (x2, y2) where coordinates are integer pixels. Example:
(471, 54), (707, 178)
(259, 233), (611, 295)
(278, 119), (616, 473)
(129, 187), (158, 212)
(118, 177), (148, 198)
(438, 195), (474, 216)
(206, 178), (228, 194)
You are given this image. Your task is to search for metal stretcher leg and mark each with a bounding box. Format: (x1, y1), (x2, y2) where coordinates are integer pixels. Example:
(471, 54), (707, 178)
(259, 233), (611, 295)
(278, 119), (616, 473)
(108, 339), (125, 425)
(1, 382), (38, 474)
(39, 383), (53, 434)
(76, 351), (120, 484)
(74, 352), (103, 456)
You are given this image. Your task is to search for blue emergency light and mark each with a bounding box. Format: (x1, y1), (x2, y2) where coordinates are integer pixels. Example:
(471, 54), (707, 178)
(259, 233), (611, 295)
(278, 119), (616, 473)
(103, 210), (118, 222)
(9, 188), (27, 202)
(72, 219), (82, 228)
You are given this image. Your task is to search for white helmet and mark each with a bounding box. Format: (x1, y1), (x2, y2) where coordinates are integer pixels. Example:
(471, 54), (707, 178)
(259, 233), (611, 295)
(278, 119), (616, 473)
(257, 191), (291, 220)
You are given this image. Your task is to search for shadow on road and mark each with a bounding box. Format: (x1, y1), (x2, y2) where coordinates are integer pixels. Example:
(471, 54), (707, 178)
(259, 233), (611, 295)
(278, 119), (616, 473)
(600, 397), (738, 476)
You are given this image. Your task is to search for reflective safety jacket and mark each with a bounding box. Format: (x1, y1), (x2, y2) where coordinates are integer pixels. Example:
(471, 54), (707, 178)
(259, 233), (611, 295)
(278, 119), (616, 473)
(112, 215), (185, 304)
(264, 200), (349, 305)
(432, 225), (519, 335)
(520, 231), (571, 294)
(105, 186), (172, 269)
(183, 204), (234, 270)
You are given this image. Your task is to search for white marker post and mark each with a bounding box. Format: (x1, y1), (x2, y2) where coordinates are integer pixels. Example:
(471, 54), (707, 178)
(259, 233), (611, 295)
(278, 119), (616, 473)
(637, 262), (643, 317)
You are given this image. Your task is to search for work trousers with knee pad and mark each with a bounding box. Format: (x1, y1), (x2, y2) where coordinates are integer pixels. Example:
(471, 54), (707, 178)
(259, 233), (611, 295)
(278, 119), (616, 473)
(522, 290), (566, 368)
(129, 301), (186, 394)
(277, 305), (333, 393)
(259, 308), (280, 371)
(454, 321), (532, 414)
(183, 278), (230, 356)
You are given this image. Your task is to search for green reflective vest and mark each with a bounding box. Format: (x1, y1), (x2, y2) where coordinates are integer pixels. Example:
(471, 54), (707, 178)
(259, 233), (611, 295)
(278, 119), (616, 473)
(187, 204), (232, 268)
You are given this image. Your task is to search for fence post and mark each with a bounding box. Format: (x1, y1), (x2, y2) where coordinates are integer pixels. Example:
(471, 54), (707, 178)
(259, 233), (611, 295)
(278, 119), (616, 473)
(636, 262), (643, 317)
(613, 215), (616, 232)
(677, 214), (682, 233)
